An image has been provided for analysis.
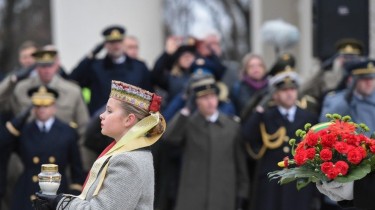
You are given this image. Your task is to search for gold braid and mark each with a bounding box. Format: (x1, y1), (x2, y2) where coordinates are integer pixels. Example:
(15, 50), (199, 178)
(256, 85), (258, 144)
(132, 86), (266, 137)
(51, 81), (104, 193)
(245, 123), (286, 160)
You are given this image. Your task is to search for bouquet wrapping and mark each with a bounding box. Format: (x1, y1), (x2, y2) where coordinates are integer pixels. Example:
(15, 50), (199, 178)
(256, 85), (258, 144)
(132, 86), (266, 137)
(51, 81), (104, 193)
(268, 114), (375, 190)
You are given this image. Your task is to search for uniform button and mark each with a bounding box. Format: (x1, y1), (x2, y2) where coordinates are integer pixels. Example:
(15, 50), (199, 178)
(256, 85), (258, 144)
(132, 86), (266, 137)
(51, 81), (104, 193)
(33, 156), (40, 164)
(30, 195), (37, 201)
(284, 136), (290, 142)
(283, 146), (290, 153)
(49, 156), (56, 163)
(32, 175), (38, 183)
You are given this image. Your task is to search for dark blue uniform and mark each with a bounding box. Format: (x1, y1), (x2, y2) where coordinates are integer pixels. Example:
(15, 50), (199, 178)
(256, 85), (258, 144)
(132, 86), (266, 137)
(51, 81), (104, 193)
(70, 55), (153, 115)
(0, 118), (84, 210)
(242, 106), (319, 210)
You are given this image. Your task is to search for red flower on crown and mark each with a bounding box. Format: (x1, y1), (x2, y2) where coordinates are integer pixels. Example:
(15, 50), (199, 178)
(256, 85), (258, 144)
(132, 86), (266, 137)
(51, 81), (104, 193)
(149, 94), (162, 112)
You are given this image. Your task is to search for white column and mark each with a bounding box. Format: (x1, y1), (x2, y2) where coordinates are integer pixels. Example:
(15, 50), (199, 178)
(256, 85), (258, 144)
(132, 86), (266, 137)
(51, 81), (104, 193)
(251, 0), (263, 55)
(50, 0), (164, 71)
(298, 0), (314, 81)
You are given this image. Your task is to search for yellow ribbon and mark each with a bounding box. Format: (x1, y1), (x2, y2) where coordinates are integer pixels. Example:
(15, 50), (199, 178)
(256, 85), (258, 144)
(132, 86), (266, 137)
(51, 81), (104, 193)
(78, 112), (166, 200)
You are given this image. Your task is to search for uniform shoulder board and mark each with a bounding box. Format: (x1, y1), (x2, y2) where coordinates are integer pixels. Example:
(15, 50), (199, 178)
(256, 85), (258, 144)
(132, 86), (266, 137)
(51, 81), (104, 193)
(231, 115), (241, 123)
(326, 91), (336, 97)
(69, 121), (78, 129)
(301, 94), (318, 104)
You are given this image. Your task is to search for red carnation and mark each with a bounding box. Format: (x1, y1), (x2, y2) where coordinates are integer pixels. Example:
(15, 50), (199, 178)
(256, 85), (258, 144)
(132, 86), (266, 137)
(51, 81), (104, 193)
(358, 146), (367, 158)
(321, 162), (334, 174)
(369, 141), (375, 154)
(306, 148), (316, 160)
(347, 148), (364, 164)
(320, 148), (333, 161)
(358, 134), (370, 144)
(326, 167), (340, 180)
(344, 134), (361, 146)
(305, 132), (319, 147)
(294, 150), (307, 166)
(335, 161), (349, 176)
(320, 133), (337, 148)
(334, 142), (350, 154)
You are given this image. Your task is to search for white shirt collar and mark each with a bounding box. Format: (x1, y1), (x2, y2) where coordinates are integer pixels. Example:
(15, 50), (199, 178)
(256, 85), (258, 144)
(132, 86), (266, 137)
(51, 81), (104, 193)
(205, 111), (219, 123)
(113, 55), (126, 64)
(36, 117), (55, 132)
(277, 105), (297, 122)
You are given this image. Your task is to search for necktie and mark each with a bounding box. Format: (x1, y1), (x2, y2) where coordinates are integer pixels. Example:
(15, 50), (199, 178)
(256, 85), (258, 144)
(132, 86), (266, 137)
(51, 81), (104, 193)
(284, 112), (290, 122)
(42, 124), (47, 133)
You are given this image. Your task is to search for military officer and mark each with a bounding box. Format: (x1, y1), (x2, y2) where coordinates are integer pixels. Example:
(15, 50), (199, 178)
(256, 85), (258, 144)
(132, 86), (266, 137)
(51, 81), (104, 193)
(0, 49), (89, 137)
(69, 25), (153, 115)
(302, 38), (366, 103)
(163, 73), (248, 210)
(0, 85), (85, 210)
(241, 67), (319, 210)
(320, 59), (375, 130)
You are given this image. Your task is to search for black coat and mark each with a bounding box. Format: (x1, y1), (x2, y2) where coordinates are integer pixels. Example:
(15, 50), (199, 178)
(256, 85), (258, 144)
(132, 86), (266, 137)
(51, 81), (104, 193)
(70, 55), (153, 115)
(338, 172), (375, 210)
(0, 119), (85, 210)
(242, 106), (319, 210)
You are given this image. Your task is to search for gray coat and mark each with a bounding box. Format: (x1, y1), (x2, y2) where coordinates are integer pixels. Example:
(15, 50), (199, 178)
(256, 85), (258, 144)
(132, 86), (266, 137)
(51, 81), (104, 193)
(320, 89), (375, 130)
(164, 112), (249, 210)
(59, 150), (155, 210)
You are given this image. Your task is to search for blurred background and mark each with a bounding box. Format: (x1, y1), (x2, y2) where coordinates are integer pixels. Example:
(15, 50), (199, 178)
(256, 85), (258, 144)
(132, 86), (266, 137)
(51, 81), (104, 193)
(0, 0), (372, 81)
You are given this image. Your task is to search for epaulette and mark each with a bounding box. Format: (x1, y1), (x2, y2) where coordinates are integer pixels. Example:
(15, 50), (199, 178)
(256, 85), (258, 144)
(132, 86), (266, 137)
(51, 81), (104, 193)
(231, 115), (241, 123)
(297, 94), (318, 109)
(326, 91), (336, 97)
(69, 121), (78, 129)
(5, 121), (20, 136)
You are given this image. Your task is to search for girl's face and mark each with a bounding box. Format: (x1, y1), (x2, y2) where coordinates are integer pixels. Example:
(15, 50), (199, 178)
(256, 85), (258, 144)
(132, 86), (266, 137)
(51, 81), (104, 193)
(100, 98), (128, 141)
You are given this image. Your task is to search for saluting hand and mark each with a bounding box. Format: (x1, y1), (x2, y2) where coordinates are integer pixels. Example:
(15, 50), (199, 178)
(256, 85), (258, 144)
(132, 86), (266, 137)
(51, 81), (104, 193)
(88, 42), (104, 59)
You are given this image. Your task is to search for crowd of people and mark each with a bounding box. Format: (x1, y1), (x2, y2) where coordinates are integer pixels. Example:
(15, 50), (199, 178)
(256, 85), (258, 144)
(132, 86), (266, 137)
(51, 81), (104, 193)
(0, 24), (374, 210)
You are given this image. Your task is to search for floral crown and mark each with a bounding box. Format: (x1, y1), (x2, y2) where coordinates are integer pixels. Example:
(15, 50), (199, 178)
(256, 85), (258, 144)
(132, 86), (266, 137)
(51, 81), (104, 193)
(110, 80), (162, 112)
(269, 113), (375, 190)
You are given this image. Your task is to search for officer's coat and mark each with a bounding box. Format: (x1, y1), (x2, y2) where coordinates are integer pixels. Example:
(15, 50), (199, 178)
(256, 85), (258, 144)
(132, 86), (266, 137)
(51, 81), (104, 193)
(320, 90), (375, 130)
(0, 119), (84, 210)
(242, 106), (318, 210)
(11, 75), (89, 136)
(70, 55), (153, 115)
(163, 112), (249, 210)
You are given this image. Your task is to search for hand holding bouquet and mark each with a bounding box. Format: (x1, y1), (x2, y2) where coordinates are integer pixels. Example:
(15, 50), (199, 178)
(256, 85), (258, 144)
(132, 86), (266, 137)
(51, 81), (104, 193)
(268, 114), (375, 190)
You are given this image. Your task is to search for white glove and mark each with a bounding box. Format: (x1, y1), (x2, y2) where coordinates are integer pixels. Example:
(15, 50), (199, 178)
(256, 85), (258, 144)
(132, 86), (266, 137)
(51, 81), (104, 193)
(316, 181), (354, 201)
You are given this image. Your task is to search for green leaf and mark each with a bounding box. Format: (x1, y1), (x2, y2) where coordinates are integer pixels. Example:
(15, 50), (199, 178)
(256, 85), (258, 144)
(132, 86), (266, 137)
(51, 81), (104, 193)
(268, 167), (328, 188)
(296, 179), (311, 190)
(335, 164), (371, 183)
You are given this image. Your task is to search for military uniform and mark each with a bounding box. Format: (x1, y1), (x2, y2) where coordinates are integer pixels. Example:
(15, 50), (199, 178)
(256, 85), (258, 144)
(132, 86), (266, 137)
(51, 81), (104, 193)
(162, 75), (248, 210)
(2, 119), (84, 210)
(301, 38), (365, 103)
(320, 60), (375, 131)
(69, 26), (153, 115)
(11, 75), (89, 136)
(1, 86), (85, 210)
(241, 68), (319, 210)
(0, 50), (89, 137)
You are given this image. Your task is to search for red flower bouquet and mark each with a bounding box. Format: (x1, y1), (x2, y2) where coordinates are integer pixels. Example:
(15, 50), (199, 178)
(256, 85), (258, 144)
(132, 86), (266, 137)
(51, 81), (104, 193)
(268, 114), (375, 190)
